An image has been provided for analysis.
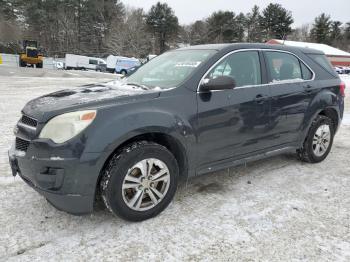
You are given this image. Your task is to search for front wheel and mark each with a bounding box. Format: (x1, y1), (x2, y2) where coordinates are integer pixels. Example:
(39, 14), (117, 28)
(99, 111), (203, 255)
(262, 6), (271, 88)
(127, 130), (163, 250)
(298, 115), (334, 163)
(100, 141), (179, 221)
(19, 60), (26, 67)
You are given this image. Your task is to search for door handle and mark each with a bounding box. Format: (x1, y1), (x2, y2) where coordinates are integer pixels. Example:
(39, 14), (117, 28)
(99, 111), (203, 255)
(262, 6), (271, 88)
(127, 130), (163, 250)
(254, 94), (268, 104)
(303, 84), (312, 93)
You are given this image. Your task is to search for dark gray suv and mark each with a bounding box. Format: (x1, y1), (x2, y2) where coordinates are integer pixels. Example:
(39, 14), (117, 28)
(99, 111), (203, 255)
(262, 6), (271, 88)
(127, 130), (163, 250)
(9, 43), (345, 221)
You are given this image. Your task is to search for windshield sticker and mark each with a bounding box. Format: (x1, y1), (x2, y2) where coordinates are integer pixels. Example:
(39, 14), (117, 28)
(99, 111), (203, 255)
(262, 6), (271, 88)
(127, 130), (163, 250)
(174, 61), (201, 68)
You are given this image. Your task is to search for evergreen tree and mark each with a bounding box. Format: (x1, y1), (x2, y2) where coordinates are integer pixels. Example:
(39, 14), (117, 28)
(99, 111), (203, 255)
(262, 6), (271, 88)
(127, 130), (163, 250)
(189, 20), (209, 45)
(146, 2), (179, 54)
(246, 5), (262, 42)
(260, 3), (294, 41)
(206, 11), (239, 43)
(344, 22), (350, 41)
(330, 21), (343, 43)
(310, 13), (332, 44)
(236, 12), (246, 42)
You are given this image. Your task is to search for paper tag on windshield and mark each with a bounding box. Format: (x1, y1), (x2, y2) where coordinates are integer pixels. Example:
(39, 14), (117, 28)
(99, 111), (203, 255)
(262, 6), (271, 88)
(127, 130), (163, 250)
(175, 62), (201, 68)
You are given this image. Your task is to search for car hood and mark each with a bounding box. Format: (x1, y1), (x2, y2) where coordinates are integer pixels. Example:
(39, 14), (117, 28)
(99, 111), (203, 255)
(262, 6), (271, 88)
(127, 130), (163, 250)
(22, 80), (161, 122)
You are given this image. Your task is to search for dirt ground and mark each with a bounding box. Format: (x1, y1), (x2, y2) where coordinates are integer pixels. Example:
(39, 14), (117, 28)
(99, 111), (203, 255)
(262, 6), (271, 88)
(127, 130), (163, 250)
(0, 67), (349, 261)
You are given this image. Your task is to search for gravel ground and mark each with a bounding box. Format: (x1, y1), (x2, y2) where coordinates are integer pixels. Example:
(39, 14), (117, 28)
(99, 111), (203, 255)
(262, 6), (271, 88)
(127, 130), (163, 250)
(0, 67), (349, 261)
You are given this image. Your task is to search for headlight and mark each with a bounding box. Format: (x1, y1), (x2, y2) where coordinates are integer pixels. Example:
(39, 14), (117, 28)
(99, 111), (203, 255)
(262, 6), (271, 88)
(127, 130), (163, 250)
(39, 110), (96, 143)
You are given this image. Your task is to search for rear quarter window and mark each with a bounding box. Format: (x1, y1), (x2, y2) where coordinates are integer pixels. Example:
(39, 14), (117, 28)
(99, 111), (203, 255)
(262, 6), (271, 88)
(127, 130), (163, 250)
(307, 54), (335, 75)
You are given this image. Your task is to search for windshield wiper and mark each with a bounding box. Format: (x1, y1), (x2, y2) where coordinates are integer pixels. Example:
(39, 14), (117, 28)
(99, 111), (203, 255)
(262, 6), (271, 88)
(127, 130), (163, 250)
(126, 83), (150, 90)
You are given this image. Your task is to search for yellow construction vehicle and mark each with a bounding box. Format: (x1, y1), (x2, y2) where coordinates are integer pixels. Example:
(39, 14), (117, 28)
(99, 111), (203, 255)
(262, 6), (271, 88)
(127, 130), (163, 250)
(19, 40), (43, 68)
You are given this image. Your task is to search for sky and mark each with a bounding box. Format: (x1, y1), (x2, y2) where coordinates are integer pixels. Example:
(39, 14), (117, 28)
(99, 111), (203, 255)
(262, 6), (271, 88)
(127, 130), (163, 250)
(122, 0), (350, 27)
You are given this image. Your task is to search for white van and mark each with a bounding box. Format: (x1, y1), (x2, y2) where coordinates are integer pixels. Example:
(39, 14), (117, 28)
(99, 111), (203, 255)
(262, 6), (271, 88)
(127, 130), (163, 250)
(106, 55), (122, 73)
(65, 54), (106, 71)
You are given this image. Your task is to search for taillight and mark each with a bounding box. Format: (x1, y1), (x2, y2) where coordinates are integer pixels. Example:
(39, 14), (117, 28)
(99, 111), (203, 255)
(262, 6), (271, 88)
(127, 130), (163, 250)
(340, 82), (346, 97)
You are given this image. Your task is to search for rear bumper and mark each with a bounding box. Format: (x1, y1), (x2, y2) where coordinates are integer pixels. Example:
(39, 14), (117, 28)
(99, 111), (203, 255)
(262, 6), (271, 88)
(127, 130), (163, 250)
(8, 143), (105, 215)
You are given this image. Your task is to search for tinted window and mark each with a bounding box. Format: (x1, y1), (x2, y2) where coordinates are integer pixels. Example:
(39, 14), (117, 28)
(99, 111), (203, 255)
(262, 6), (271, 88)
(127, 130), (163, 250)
(308, 54), (334, 74)
(300, 62), (313, 80)
(89, 59), (97, 65)
(206, 51), (261, 87)
(265, 52), (302, 82)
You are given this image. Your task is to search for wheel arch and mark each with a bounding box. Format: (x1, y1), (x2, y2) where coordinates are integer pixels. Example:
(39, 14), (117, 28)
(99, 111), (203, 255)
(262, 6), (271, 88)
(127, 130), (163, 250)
(318, 107), (339, 131)
(94, 131), (189, 201)
(299, 105), (340, 148)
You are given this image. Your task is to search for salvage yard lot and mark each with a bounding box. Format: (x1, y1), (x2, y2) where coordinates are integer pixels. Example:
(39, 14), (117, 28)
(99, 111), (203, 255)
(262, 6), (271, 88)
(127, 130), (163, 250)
(0, 67), (349, 261)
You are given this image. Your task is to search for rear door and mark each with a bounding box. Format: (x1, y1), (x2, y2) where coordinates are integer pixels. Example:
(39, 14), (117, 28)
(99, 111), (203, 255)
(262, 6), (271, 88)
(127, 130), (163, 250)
(264, 50), (315, 146)
(196, 50), (272, 166)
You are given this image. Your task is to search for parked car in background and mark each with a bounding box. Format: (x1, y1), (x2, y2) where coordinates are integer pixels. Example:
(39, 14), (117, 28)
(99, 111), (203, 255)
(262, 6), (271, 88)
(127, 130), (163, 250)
(115, 57), (141, 76)
(335, 66), (350, 75)
(9, 43), (345, 222)
(334, 67), (343, 74)
(342, 66), (350, 74)
(65, 54), (106, 71)
(106, 55), (142, 75)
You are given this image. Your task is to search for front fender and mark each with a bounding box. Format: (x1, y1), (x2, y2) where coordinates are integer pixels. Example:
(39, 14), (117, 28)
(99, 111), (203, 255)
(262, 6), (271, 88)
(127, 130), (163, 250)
(80, 96), (197, 175)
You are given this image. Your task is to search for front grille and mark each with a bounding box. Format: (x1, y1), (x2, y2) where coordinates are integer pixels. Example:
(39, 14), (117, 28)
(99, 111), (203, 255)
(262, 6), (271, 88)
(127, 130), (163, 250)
(20, 115), (38, 127)
(15, 137), (30, 152)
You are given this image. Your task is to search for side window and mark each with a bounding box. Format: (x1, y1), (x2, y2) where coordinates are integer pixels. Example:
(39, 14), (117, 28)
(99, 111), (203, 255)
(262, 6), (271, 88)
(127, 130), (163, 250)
(265, 52), (302, 82)
(308, 54), (334, 74)
(206, 51), (262, 87)
(89, 59), (97, 65)
(300, 62), (313, 80)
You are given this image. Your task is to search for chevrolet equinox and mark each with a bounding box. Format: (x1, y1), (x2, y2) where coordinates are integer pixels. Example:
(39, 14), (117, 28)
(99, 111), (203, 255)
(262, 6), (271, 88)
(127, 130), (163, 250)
(9, 43), (345, 221)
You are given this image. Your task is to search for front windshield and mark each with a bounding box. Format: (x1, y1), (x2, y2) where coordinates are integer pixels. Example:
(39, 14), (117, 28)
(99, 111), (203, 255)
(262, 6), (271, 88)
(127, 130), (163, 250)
(127, 49), (217, 89)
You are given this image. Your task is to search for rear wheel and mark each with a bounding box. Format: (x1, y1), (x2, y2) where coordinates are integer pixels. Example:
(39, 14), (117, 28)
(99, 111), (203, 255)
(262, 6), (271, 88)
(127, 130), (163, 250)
(36, 62), (43, 68)
(100, 141), (179, 221)
(298, 115), (334, 163)
(120, 69), (127, 76)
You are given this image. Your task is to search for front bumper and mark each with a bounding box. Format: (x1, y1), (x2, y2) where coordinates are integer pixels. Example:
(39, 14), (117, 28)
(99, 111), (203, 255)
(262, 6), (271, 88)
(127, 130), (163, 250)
(8, 142), (104, 215)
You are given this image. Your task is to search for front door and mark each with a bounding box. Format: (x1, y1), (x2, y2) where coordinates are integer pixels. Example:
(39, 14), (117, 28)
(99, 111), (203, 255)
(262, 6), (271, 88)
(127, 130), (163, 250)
(196, 50), (271, 167)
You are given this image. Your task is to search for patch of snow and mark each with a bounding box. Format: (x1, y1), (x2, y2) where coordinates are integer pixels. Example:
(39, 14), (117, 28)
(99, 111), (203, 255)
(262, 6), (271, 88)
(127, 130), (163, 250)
(1, 67), (350, 261)
(342, 113), (350, 126)
(0, 176), (20, 185)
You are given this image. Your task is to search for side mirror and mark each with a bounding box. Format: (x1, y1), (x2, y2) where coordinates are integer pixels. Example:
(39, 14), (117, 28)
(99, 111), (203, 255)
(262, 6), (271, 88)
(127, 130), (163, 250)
(200, 76), (236, 91)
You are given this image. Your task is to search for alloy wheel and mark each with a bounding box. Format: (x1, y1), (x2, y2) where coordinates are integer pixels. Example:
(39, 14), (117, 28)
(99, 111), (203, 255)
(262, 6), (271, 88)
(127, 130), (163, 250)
(312, 124), (331, 157)
(122, 158), (171, 211)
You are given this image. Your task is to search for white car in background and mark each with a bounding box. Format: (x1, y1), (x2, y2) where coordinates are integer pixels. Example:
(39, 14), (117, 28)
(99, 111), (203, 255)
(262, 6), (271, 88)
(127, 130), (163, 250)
(334, 66), (345, 74)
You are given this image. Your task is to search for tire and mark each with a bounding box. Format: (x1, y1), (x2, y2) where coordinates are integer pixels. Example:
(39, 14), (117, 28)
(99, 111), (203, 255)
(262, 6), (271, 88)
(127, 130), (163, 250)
(100, 141), (179, 221)
(19, 60), (26, 67)
(120, 69), (127, 76)
(36, 62), (43, 68)
(298, 115), (334, 163)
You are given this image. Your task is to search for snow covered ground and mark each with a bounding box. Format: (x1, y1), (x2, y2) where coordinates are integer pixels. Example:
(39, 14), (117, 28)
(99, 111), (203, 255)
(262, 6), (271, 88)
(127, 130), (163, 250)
(0, 67), (350, 261)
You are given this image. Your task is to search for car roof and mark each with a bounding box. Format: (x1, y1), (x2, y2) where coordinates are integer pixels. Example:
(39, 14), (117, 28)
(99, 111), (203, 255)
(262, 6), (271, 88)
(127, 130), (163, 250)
(177, 43), (324, 55)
